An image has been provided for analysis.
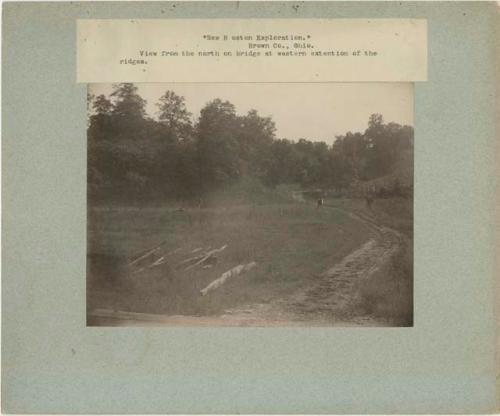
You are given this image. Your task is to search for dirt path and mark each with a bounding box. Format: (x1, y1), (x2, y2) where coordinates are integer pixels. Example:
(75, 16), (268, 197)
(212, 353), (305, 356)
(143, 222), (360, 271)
(219, 206), (403, 326)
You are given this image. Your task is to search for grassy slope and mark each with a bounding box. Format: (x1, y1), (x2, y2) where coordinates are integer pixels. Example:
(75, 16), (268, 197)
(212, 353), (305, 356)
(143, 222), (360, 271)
(87, 183), (372, 318)
(326, 196), (413, 238)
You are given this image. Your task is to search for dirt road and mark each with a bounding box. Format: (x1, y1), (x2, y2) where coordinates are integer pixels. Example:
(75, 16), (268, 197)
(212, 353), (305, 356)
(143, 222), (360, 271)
(220, 206), (403, 326)
(89, 204), (403, 327)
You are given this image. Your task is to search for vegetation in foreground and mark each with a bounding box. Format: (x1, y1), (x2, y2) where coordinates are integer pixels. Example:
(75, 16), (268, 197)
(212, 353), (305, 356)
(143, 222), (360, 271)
(87, 190), (371, 320)
(327, 197), (413, 326)
(354, 239), (413, 326)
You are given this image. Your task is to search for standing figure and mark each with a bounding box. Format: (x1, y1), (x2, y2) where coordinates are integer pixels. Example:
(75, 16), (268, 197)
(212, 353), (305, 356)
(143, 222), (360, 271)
(316, 197), (324, 209)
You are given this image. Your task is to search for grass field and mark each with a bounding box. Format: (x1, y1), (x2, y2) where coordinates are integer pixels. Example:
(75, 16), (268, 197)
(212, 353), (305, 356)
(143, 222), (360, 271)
(326, 196), (413, 238)
(87, 197), (372, 320)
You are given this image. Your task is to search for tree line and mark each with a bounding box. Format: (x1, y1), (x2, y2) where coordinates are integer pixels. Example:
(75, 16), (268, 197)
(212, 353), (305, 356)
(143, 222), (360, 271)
(88, 83), (414, 205)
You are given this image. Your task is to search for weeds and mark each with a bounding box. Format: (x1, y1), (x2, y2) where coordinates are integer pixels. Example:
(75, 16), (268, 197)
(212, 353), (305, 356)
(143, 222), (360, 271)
(354, 240), (413, 326)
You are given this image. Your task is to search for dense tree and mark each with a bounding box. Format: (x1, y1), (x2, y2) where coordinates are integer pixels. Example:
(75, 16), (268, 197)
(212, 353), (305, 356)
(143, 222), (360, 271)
(196, 99), (241, 192)
(111, 83), (147, 120)
(156, 90), (193, 140)
(87, 85), (414, 205)
(92, 94), (113, 116)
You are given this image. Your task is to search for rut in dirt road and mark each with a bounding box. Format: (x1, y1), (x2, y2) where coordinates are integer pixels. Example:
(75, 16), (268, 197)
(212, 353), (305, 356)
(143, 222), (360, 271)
(222, 207), (403, 325)
(285, 223), (401, 321)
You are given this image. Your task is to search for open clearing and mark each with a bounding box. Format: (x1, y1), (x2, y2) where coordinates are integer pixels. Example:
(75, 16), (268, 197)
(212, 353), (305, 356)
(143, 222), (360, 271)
(87, 196), (411, 327)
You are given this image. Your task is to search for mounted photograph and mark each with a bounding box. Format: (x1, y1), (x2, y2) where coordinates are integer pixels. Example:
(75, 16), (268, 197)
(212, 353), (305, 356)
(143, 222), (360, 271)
(87, 82), (414, 327)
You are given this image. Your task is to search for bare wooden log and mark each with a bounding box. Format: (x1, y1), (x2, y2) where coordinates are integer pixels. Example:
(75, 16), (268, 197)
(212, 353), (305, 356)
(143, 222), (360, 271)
(184, 245), (227, 271)
(131, 256), (170, 275)
(128, 241), (166, 266)
(150, 256), (166, 267)
(200, 262), (257, 296)
(202, 255), (218, 267)
(176, 254), (206, 268)
(176, 246), (211, 266)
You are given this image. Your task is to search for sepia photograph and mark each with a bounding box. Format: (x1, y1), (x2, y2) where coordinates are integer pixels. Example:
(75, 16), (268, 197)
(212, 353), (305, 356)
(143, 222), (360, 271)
(87, 82), (414, 327)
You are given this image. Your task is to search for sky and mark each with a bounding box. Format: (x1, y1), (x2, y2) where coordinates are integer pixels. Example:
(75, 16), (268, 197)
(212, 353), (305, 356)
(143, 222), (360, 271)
(89, 83), (414, 144)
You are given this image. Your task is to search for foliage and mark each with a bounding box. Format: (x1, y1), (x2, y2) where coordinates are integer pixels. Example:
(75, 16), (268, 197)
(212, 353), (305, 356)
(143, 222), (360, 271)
(88, 85), (414, 205)
(156, 90), (192, 139)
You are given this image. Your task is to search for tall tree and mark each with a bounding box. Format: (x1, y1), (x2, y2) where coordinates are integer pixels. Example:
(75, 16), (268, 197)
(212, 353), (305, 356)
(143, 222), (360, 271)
(92, 94), (113, 116)
(196, 99), (240, 192)
(156, 90), (192, 139)
(110, 83), (147, 120)
(236, 109), (276, 176)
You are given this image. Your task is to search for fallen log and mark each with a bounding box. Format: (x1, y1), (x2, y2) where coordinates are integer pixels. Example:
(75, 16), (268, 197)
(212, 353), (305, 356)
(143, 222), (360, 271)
(128, 241), (166, 267)
(176, 246), (211, 266)
(131, 256), (170, 275)
(150, 256), (166, 267)
(200, 261), (257, 296)
(201, 255), (218, 267)
(177, 253), (206, 268)
(184, 245), (227, 271)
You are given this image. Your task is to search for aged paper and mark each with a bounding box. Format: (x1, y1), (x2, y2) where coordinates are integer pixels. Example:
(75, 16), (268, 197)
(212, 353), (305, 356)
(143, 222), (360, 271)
(77, 19), (427, 82)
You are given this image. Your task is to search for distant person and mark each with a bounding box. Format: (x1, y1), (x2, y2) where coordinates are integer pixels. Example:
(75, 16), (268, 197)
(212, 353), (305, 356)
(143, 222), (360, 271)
(316, 198), (324, 209)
